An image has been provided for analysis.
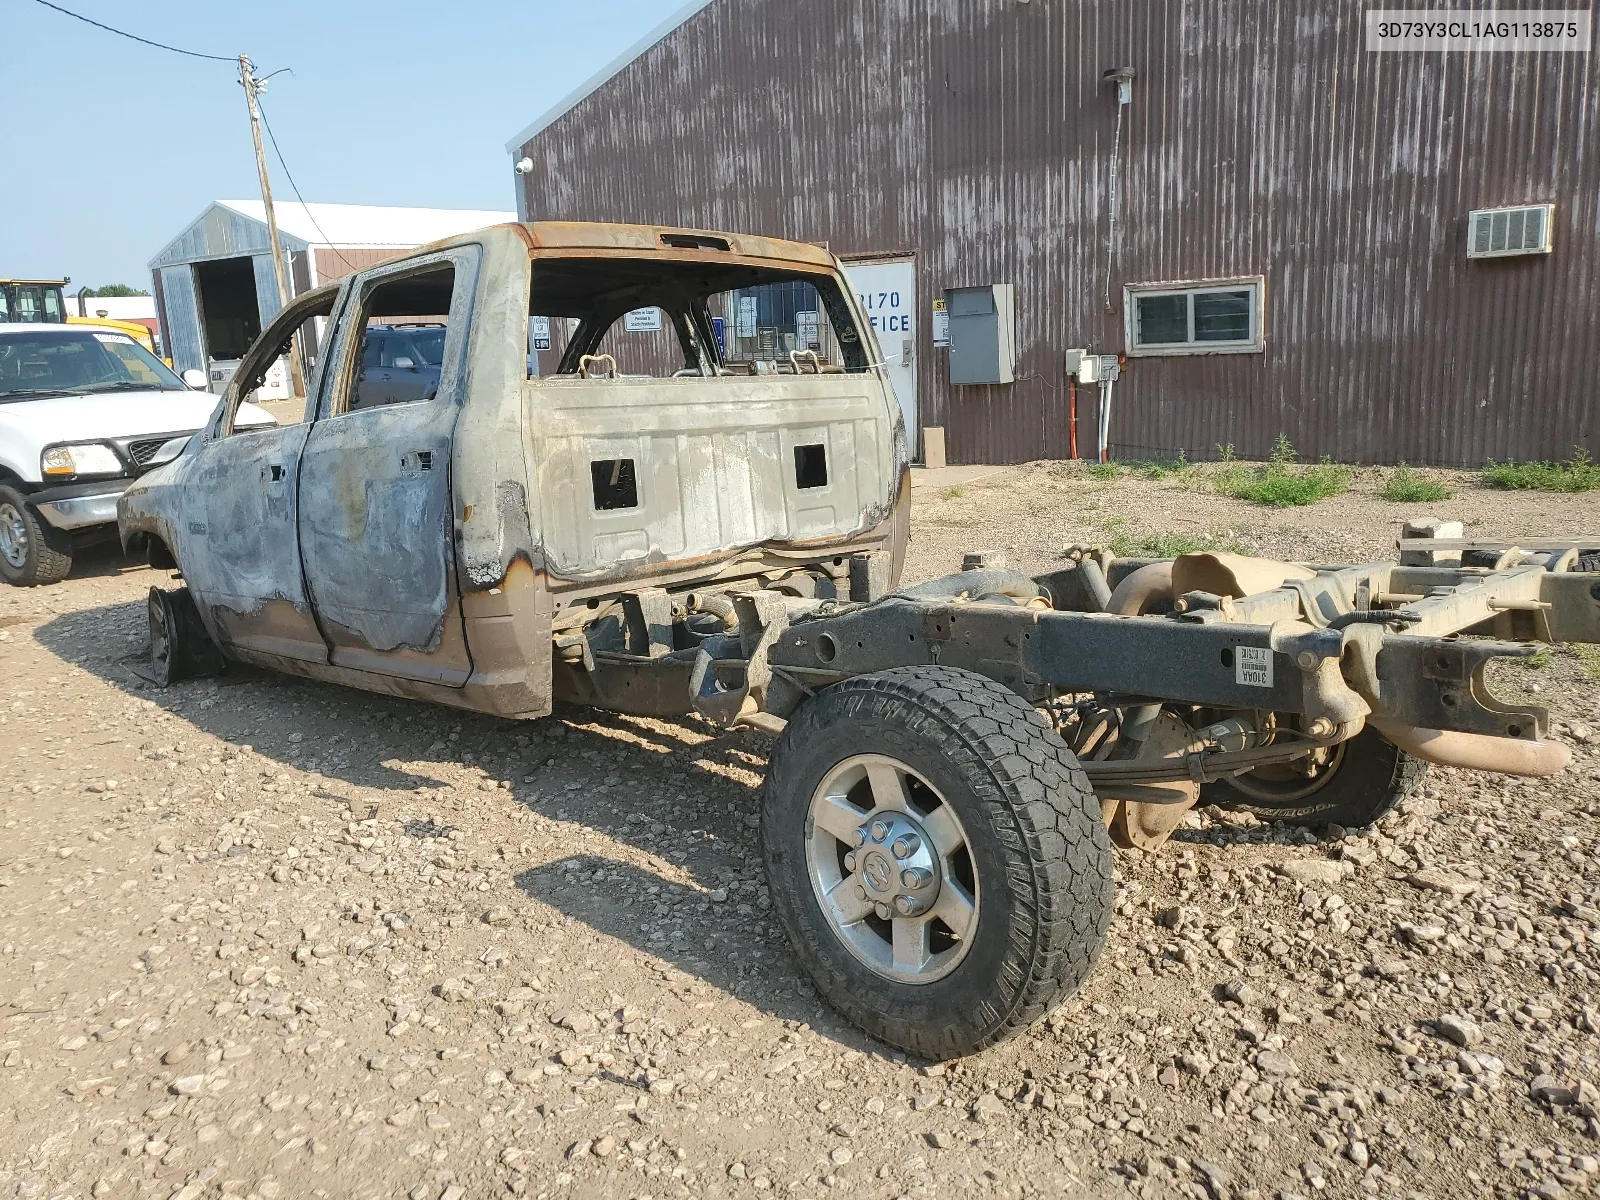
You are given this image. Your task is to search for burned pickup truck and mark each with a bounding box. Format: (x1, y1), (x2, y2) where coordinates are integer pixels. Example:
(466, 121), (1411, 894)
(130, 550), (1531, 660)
(120, 221), (1600, 1060)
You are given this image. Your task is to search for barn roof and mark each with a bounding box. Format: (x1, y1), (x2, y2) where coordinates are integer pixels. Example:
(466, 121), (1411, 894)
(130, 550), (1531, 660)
(214, 200), (516, 248)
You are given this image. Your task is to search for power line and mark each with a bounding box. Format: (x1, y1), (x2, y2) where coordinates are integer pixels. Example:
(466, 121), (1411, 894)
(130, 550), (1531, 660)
(255, 98), (357, 276)
(28, 0), (235, 62)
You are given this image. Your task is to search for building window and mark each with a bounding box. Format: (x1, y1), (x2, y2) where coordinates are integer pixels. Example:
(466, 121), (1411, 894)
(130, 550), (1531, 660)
(1124, 278), (1264, 356)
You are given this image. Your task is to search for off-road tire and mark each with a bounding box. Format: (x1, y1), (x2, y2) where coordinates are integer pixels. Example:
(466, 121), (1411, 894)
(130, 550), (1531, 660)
(761, 665), (1112, 1060)
(0, 486), (72, 587)
(1204, 725), (1427, 829)
(147, 586), (225, 686)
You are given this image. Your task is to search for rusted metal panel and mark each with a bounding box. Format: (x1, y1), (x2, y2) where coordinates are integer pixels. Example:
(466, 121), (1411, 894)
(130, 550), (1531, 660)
(512, 0), (1597, 467)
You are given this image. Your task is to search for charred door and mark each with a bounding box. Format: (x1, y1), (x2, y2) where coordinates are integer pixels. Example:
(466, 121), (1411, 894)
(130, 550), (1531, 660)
(297, 250), (478, 686)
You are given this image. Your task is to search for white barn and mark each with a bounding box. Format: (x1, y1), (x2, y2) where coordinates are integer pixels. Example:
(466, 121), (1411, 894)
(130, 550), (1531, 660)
(148, 200), (513, 390)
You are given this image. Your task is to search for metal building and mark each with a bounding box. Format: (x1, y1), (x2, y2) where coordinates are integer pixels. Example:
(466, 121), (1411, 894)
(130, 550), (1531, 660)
(506, 0), (1597, 467)
(148, 201), (513, 394)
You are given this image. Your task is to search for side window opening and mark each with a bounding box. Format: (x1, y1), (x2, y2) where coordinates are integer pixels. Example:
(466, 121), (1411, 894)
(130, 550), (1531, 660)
(342, 265), (457, 414)
(591, 458), (639, 510)
(528, 258), (868, 380)
(794, 443), (828, 489)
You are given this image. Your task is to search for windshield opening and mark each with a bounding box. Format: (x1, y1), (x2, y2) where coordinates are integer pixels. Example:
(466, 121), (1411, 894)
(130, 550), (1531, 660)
(0, 329), (187, 399)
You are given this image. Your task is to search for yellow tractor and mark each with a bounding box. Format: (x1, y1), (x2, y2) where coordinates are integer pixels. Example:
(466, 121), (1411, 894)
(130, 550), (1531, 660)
(1, 278), (160, 356)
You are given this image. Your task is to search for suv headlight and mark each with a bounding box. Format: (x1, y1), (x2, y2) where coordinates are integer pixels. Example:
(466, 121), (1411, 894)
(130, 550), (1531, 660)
(41, 443), (124, 477)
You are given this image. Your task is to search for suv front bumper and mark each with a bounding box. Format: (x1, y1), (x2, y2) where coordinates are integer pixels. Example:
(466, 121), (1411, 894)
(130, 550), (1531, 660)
(31, 480), (131, 531)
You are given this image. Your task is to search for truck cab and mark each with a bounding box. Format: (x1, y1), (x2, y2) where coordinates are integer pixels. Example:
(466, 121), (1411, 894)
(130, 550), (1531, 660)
(118, 221), (909, 716)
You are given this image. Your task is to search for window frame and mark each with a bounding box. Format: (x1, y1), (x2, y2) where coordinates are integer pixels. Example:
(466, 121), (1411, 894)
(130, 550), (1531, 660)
(215, 283), (339, 438)
(1123, 276), (1266, 358)
(317, 245), (480, 421)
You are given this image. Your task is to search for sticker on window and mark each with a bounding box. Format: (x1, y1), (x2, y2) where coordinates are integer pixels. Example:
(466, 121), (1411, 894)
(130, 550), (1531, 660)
(1236, 646), (1274, 688)
(92, 332), (135, 344)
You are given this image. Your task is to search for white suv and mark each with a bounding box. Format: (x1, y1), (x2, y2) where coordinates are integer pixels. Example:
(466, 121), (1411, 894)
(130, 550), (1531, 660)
(0, 324), (275, 585)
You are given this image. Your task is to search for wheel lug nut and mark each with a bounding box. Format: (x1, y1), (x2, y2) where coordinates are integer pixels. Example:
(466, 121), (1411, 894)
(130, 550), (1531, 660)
(870, 821), (889, 843)
(874, 902), (891, 921)
(894, 895), (917, 916)
(900, 867), (932, 890)
(852, 827), (867, 846)
(891, 834), (921, 859)
(843, 851), (857, 872)
(855, 884), (867, 900)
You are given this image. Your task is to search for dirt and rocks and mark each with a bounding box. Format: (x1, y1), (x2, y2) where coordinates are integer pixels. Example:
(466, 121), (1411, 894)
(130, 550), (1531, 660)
(1, 465), (1599, 1200)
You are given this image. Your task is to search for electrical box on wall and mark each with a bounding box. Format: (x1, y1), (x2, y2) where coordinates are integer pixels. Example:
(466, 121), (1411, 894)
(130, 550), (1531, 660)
(945, 284), (1016, 385)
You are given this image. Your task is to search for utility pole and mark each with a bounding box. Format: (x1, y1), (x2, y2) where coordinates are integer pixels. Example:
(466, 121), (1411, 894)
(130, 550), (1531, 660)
(238, 54), (306, 400)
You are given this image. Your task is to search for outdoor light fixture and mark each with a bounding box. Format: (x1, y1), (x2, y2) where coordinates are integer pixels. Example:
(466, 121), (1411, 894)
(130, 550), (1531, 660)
(515, 157), (535, 175)
(1102, 65), (1135, 105)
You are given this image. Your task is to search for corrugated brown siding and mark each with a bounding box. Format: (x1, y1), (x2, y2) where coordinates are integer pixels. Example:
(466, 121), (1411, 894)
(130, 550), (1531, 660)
(517, 0), (1598, 466)
(313, 246), (405, 286)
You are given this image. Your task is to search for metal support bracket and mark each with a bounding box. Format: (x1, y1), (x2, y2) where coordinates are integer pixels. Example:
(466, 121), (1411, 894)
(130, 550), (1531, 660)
(621, 588), (673, 659)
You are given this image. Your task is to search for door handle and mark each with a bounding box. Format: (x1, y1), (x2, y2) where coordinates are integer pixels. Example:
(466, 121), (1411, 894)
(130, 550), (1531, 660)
(265, 463), (285, 483)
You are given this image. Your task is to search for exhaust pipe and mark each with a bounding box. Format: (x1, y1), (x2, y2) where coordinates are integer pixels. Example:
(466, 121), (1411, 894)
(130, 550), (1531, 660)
(1106, 562), (1174, 616)
(1372, 720), (1572, 778)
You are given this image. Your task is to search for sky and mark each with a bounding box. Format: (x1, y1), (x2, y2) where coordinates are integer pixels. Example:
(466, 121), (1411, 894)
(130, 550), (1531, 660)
(1, 0), (687, 289)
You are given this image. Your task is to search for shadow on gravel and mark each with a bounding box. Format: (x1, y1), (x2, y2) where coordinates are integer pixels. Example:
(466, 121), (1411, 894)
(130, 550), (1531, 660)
(32, 596), (867, 1042)
(513, 856), (880, 1051)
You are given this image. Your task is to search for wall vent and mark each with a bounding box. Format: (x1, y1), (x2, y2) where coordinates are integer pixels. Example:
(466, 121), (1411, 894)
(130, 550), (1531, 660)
(1467, 204), (1553, 259)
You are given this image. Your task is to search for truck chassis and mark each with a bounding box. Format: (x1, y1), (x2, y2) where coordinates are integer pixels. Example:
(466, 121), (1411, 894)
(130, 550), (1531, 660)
(659, 528), (1600, 1057)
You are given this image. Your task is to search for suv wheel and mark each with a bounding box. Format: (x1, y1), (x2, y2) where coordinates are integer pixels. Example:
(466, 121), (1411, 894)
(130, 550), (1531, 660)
(0, 486), (72, 587)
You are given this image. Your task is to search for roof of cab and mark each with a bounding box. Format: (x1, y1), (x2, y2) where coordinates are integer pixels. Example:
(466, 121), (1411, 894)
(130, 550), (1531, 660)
(417, 221), (837, 270)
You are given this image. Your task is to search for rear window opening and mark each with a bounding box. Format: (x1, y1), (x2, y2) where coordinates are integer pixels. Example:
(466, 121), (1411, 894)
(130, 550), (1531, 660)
(794, 443), (829, 489)
(527, 256), (869, 381)
(591, 458), (639, 510)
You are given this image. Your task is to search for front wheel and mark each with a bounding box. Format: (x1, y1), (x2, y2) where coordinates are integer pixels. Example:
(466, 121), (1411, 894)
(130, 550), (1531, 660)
(1203, 724), (1427, 828)
(0, 487), (72, 587)
(148, 586), (225, 686)
(761, 665), (1112, 1060)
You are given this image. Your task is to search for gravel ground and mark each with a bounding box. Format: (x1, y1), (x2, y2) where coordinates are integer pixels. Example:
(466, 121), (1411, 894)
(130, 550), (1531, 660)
(2, 467), (1599, 1200)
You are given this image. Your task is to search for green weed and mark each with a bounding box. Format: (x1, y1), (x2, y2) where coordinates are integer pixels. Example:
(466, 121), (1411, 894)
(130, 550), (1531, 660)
(940, 485), (968, 500)
(1126, 450), (1192, 480)
(1212, 436), (1352, 508)
(1378, 466), (1453, 504)
(1482, 449), (1600, 493)
(1570, 644), (1600, 682)
(1086, 463), (1121, 481)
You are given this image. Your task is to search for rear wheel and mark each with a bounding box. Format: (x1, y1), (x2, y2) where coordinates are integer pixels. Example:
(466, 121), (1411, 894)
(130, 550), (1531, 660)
(762, 665), (1112, 1060)
(0, 487), (72, 587)
(1204, 724), (1426, 829)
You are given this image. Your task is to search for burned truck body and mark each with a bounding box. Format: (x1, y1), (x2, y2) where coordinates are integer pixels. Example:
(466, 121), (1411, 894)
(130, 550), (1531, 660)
(120, 222), (1600, 1060)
